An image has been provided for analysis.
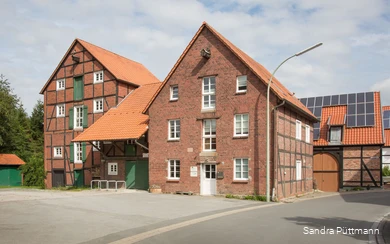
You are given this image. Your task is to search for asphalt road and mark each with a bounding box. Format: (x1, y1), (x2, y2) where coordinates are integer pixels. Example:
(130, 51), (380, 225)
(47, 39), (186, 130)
(132, 191), (390, 244)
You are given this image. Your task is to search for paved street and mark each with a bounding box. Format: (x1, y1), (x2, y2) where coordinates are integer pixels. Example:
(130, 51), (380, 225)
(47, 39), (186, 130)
(0, 189), (389, 244)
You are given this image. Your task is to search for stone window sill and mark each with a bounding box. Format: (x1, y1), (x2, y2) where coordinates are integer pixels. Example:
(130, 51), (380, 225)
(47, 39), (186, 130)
(232, 180), (249, 183)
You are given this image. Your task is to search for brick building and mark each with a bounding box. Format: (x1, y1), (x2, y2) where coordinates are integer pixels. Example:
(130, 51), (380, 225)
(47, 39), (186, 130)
(300, 92), (384, 191)
(146, 22), (318, 199)
(40, 39), (159, 188)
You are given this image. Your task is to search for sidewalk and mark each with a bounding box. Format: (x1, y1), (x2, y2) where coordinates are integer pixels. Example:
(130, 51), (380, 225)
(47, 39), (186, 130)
(377, 214), (390, 244)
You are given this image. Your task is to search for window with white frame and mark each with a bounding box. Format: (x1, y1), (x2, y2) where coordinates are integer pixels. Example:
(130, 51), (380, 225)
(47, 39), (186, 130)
(234, 114), (249, 136)
(236, 75), (247, 93)
(56, 79), (65, 90)
(74, 106), (83, 129)
(202, 77), (216, 110)
(94, 71), (104, 83)
(92, 141), (100, 151)
(170, 85), (178, 101)
(168, 159), (180, 179)
(168, 119), (180, 140)
(296, 160), (302, 180)
(56, 104), (65, 117)
(305, 125), (310, 143)
(108, 162), (118, 175)
(296, 120), (302, 140)
(203, 119), (216, 151)
(330, 126), (342, 143)
(74, 142), (82, 163)
(94, 98), (103, 113)
(53, 147), (62, 158)
(234, 158), (249, 180)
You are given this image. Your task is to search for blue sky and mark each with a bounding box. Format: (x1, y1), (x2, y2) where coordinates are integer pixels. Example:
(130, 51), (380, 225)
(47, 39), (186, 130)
(1, 0), (389, 114)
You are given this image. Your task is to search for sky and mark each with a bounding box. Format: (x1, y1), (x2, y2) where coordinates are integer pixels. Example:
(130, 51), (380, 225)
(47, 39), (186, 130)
(1, 0), (389, 115)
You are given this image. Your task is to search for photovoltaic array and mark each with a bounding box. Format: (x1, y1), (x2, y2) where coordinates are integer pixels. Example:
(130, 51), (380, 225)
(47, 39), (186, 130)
(383, 110), (390, 129)
(299, 92), (375, 140)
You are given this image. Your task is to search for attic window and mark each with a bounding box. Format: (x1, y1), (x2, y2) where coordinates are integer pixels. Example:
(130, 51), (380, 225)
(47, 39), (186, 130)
(94, 71), (104, 83)
(329, 126), (342, 144)
(56, 79), (65, 91)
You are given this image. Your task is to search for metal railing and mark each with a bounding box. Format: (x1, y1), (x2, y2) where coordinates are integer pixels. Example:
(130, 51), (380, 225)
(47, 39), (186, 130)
(90, 180), (126, 191)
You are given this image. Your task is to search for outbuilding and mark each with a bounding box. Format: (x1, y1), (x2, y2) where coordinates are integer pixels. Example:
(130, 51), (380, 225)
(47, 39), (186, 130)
(0, 154), (25, 186)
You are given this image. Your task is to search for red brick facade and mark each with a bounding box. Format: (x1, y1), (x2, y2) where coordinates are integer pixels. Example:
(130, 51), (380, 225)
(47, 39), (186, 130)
(148, 27), (314, 199)
(42, 42), (135, 188)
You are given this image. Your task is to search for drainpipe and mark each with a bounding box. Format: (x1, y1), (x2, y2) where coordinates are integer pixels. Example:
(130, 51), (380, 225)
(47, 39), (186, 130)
(272, 100), (286, 201)
(135, 139), (149, 151)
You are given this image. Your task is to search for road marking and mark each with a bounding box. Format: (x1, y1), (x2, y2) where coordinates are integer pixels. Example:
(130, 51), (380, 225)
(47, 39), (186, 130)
(110, 203), (277, 244)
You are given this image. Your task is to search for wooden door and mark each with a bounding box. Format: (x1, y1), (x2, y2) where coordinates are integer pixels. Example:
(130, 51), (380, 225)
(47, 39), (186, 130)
(313, 153), (339, 192)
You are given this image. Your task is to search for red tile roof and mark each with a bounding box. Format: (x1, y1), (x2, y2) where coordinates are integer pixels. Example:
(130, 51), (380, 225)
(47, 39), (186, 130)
(144, 22), (317, 121)
(40, 39), (160, 94)
(314, 92), (383, 146)
(0, 154), (25, 166)
(327, 112), (346, 125)
(72, 82), (161, 142)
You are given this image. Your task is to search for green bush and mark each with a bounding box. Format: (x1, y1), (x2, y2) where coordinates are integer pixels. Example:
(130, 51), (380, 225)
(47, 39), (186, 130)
(19, 155), (45, 188)
(383, 166), (390, 177)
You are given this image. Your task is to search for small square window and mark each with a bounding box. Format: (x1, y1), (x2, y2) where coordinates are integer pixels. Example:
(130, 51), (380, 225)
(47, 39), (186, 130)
(170, 85), (178, 101)
(168, 159), (180, 179)
(54, 147), (62, 158)
(56, 79), (65, 91)
(92, 141), (100, 151)
(94, 98), (103, 113)
(329, 127), (342, 143)
(236, 75), (247, 93)
(57, 104), (65, 117)
(108, 162), (118, 175)
(94, 71), (104, 83)
(296, 160), (302, 180)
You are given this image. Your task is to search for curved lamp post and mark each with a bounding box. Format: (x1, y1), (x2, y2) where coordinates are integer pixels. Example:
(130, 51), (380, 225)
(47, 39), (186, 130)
(266, 43), (323, 202)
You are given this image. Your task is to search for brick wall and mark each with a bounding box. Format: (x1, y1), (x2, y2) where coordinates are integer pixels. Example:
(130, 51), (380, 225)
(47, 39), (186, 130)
(148, 27), (314, 197)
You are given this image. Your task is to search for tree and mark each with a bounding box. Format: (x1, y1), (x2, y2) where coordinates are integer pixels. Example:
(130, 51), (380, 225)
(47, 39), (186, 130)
(29, 100), (44, 154)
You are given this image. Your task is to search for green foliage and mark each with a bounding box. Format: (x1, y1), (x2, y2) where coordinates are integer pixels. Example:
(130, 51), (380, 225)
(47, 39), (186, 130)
(226, 194), (267, 202)
(19, 155), (45, 188)
(383, 166), (390, 177)
(226, 194), (241, 199)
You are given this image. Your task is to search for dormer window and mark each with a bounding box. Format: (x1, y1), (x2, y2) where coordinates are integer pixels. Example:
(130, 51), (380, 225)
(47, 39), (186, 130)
(329, 126), (342, 144)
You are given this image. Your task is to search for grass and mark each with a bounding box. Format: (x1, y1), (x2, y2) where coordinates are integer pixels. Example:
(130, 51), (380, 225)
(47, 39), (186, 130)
(0, 185), (44, 189)
(226, 194), (267, 202)
(50, 186), (91, 191)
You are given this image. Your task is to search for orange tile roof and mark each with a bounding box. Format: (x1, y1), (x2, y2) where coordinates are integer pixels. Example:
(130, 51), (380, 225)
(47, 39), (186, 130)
(0, 154), (25, 166)
(40, 39), (160, 94)
(144, 22), (317, 121)
(327, 112), (345, 125)
(383, 106), (390, 111)
(314, 92), (384, 146)
(72, 82), (161, 142)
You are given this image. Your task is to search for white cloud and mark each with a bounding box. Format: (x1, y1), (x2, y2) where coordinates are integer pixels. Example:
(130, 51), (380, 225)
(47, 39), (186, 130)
(0, 0), (389, 114)
(371, 77), (390, 105)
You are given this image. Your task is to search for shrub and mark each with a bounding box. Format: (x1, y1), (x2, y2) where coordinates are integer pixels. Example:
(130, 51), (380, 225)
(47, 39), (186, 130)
(19, 155), (45, 188)
(383, 166), (390, 177)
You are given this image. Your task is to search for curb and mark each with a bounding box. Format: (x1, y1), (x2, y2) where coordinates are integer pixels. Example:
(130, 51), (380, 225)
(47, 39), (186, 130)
(374, 213), (390, 244)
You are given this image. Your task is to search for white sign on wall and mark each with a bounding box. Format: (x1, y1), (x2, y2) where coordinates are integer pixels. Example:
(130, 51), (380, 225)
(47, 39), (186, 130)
(143, 153), (149, 158)
(190, 166), (198, 177)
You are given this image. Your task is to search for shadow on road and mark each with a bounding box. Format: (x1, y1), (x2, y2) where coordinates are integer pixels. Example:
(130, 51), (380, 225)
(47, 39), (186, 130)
(284, 216), (376, 242)
(340, 191), (390, 207)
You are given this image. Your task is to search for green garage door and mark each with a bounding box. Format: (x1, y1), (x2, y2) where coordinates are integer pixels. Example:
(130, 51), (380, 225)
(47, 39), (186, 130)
(125, 160), (149, 190)
(0, 166), (22, 186)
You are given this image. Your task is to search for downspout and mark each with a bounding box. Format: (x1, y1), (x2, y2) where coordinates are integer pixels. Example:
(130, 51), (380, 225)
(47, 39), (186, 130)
(135, 139), (149, 151)
(272, 100), (286, 201)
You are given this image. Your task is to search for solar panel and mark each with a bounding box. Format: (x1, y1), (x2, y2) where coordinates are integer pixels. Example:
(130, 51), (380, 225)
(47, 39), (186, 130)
(299, 91), (376, 140)
(383, 110), (390, 129)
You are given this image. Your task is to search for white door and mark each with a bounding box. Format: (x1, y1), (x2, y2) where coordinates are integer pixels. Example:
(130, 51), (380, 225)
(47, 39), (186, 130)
(201, 164), (216, 195)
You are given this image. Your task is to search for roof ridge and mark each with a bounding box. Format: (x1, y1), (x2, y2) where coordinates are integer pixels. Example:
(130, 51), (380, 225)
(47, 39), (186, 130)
(76, 38), (143, 66)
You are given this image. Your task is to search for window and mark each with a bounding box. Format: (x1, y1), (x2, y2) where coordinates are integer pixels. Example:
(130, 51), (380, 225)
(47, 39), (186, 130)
(108, 163), (118, 175)
(330, 127), (342, 143)
(170, 85), (178, 101)
(234, 114), (249, 136)
(168, 159), (180, 179)
(94, 98), (103, 113)
(202, 77), (216, 110)
(236, 75), (247, 93)
(92, 141), (100, 151)
(296, 120), (302, 140)
(53, 147), (62, 158)
(94, 71), (104, 83)
(203, 119), (216, 151)
(57, 104), (65, 117)
(305, 125), (310, 143)
(74, 106), (84, 129)
(296, 160), (302, 180)
(74, 142), (83, 163)
(57, 79), (65, 90)
(234, 158), (249, 180)
(168, 119), (180, 140)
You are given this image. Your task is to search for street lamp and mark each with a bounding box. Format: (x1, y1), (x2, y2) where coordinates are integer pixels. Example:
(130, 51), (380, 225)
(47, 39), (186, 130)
(266, 43), (323, 202)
